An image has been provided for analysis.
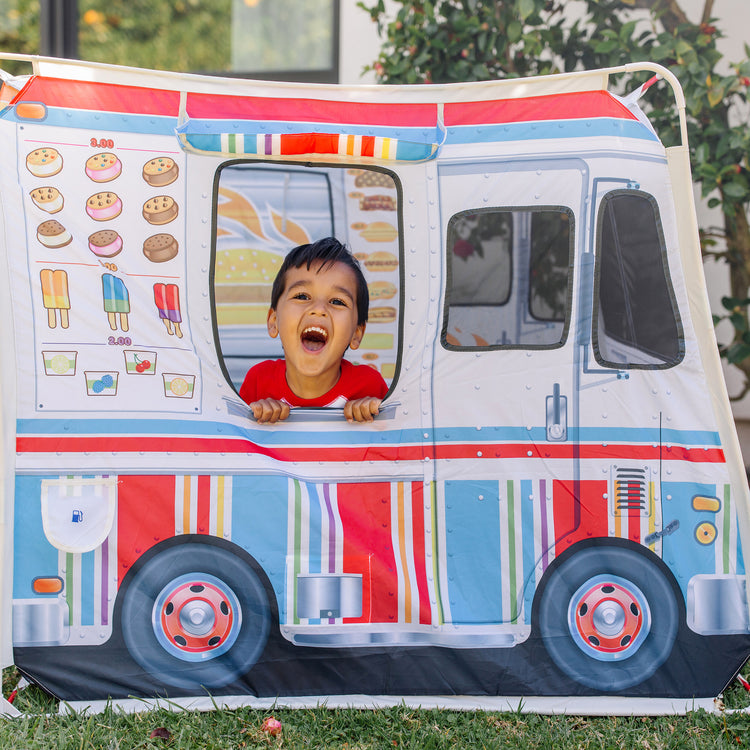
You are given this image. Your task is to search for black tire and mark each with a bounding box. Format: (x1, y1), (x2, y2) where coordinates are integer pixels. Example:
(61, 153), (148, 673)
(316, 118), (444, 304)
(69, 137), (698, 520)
(120, 542), (271, 690)
(537, 544), (679, 691)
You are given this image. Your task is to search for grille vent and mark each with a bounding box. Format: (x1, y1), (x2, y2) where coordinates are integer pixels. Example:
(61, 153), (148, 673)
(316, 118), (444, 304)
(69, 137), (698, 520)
(613, 467), (647, 515)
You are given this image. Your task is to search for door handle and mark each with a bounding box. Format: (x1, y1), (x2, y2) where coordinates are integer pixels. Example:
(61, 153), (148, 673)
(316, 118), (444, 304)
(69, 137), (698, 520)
(546, 383), (567, 442)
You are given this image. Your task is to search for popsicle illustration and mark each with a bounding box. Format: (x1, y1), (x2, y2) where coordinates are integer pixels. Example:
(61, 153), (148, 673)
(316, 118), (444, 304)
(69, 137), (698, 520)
(153, 282), (183, 338)
(101, 273), (130, 331)
(40, 268), (70, 329)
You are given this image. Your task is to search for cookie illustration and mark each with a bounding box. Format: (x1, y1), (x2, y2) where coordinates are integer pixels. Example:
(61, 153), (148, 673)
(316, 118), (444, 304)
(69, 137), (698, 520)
(142, 157), (179, 187)
(30, 186), (64, 214)
(143, 233), (178, 262)
(37, 219), (72, 248)
(85, 152), (122, 182)
(86, 192), (122, 221)
(26, 147), (63, 177)
(88, 229), (123, 258)
(142, 195), (178, 225)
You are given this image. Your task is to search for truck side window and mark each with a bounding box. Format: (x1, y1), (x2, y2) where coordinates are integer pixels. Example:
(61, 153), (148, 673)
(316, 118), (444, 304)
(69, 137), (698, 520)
(593, 191), (684, 368)
(442, 207), (573, 349)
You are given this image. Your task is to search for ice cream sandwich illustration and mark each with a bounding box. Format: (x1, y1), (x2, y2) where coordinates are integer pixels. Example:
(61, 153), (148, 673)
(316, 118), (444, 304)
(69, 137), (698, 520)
(363, 250), (399, 272)
(358, 194), (396, 211)
(142, 157), (179, 187)
(357, 221), (398, 243)
(368, 306), (397, 323)
(89, 230), (122, 258)
(143, 195), (178, 225)
(85, 152), (122, 182)
(143, 233), (178, 262)
(368, 280), (397, 300)
(86, 191), (122, 221)
(101, 273), (130, 331)
(30, 186), (64, 214)
(351, 169), (396, 189)
(37, 219), (72, 248)
(26, 147), (63, 177)
(40, 268), (70, 329)
(153, 282), (182, 337)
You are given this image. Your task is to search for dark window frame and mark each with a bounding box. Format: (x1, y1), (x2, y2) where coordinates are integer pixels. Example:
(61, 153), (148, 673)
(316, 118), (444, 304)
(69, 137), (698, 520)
(441, 204), (575, 352)
(592, 189), (685, 370)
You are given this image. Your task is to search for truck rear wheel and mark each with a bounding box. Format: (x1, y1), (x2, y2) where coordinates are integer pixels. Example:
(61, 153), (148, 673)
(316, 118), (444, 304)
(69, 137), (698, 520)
(121, 542), (271, 690)
(537, 544), (679, 691)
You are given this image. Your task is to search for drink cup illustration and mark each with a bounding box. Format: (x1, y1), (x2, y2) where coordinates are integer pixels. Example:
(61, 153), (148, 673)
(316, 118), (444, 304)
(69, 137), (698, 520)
(42, 350), (77, 376)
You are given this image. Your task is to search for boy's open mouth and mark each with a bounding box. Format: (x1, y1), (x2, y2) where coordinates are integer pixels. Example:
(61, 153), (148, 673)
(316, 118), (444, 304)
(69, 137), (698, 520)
(301, 325), (328, 352)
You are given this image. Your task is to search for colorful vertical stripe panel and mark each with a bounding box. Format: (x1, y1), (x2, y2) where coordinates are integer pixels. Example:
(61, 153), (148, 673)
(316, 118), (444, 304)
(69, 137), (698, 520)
(287, 480), (441, 627)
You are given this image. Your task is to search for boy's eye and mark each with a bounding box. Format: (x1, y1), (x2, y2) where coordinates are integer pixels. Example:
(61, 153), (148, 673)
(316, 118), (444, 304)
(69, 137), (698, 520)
(330, 298), (348, 306)
(292, 292), (310, 300)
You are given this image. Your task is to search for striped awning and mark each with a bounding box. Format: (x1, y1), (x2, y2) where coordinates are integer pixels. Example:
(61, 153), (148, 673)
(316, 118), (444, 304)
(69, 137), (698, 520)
(176, 91), (442, 162)
(177, 125), (439, 162)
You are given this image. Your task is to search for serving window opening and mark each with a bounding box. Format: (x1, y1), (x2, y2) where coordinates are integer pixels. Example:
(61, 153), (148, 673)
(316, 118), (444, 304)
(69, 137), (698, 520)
(441, 206), (573, 350)
(212, 162), (402, 392)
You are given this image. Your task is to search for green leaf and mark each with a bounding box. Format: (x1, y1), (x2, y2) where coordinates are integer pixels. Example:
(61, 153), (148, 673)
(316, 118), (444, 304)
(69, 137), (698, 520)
(517, 0), (535, 22)
(507, 20), (522, 44)
(722, 181), (747, 199)
(726, 342), (750, 364)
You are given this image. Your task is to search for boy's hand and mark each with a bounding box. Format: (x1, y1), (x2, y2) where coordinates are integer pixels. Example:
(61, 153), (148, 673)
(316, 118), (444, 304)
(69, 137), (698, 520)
(250, 398), (290, 424)
(344, 397), (382, 423)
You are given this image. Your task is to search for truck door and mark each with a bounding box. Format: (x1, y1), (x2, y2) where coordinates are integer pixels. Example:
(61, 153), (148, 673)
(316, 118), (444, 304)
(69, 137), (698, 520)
(578, 179), (686, 548)
(430, 158), (585, 626)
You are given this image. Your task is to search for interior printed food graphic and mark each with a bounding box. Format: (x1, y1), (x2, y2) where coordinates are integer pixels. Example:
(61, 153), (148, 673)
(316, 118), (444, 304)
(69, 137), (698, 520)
(1, 54), (749, 713)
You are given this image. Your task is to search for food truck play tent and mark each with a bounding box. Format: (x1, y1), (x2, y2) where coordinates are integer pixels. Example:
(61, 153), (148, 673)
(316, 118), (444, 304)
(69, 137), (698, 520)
(0, 54), (749, 714)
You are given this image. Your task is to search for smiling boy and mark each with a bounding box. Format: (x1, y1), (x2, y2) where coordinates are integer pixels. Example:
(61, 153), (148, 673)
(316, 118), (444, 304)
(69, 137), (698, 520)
(239, 238), (389, 423)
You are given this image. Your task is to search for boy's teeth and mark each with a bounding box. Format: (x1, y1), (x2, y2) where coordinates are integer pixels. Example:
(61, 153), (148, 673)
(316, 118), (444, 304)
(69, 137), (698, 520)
(303, 326), (328, 339)
(301, 326), (328, 350)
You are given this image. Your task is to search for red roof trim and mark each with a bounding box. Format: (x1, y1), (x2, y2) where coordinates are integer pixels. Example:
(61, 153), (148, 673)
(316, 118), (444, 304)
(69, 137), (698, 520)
(444, 90), (636, 126)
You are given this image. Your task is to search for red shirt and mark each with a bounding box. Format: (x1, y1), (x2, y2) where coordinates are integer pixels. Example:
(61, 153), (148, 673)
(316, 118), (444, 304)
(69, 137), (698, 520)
(239, 359), (388, 408)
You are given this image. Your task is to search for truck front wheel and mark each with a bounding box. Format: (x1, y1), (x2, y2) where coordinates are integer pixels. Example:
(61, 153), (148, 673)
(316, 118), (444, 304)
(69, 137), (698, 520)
(537, 544), (679, 692)
(120, 542), (271, 691)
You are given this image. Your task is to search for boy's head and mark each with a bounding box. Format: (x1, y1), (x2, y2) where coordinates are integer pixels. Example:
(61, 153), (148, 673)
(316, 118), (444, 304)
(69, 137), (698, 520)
(270, 237), (369, 325)
(266, 237), (370, 398)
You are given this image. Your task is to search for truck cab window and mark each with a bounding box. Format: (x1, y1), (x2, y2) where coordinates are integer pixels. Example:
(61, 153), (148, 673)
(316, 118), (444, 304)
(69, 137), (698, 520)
(212, 162), (402, 392)
(442, 207), (573, 349)
(594, 191), (683, 368)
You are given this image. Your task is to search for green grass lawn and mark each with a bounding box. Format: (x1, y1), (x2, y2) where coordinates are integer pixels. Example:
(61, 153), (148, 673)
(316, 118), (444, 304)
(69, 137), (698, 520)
(1, 667), (749, 749)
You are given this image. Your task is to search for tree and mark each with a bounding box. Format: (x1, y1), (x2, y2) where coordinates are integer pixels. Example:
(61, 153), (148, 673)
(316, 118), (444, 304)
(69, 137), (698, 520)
(359, 0), (750, 398)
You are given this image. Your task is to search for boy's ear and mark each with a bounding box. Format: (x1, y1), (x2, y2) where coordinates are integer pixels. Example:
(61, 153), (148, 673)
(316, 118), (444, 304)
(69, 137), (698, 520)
(349, 322), (366, 350)
(267, 308), (279, 338)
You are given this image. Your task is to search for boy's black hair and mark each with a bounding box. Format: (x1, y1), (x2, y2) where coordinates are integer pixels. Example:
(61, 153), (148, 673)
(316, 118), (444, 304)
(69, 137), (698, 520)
(270, 237), (369, 325)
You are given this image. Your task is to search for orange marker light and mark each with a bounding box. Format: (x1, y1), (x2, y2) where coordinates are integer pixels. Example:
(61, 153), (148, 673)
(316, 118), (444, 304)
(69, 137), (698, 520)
(692, 495), (721, 512)
(32, 576), (63, 594)
(15, 102), (47, 120)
